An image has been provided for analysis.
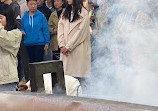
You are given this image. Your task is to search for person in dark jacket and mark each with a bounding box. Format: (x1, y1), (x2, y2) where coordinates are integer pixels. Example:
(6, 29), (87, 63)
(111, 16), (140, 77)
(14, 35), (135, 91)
(0, 0), (22, 29)
(45, 0), (55, 12)
(37, 0), (52, 21)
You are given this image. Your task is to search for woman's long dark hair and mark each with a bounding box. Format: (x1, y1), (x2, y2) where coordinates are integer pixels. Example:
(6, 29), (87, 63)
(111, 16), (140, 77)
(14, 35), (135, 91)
(63, 0), (83, 22)
(0, 4), (18, 31)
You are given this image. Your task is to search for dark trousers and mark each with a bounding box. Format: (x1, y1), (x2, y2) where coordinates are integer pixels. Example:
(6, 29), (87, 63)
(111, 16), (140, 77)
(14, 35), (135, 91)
(26, 45), (45, 63)
(17, 38), (30, 82)
(52, 48), (60, 60)
(52, 51), (60, 60)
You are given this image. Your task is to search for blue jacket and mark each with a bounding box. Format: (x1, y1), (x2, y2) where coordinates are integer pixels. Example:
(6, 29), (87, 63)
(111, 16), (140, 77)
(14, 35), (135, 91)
(21, 10), (50, 46)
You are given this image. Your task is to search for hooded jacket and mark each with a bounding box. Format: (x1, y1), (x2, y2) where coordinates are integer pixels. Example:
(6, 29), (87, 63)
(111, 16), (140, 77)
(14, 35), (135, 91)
(0, 22), (22, 85)
(21, 10), (50, 46)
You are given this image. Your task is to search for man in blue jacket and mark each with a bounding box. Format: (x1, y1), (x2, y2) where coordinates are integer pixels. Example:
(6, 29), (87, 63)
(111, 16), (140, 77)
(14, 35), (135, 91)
(21, 0), (50, 63)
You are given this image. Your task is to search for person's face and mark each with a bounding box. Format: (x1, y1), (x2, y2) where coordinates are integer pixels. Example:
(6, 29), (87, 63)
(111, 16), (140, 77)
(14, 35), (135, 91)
(66, 0), (72, 5)
(37, 0), (44, 6)
(0, 0), (6, 3)
(27, 0), (37, 12)
(54, 0), (63, 9)
(0, 14), (6, 27)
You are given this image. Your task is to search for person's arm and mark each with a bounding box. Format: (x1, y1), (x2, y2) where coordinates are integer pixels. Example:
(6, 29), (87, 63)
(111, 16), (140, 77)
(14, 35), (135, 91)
(48, 15), (56, 35)
(42, 15), (50, 45)
(65, 13), (90, 52)
(20, 17), (26, 36)
(0, 22), (22, 55)
(13, 3), (22, 29)
(42, 15), (50, 50)
(15, 19), (22, 29)
(48, 16), (53, 33)
(57, 18), (65, 48)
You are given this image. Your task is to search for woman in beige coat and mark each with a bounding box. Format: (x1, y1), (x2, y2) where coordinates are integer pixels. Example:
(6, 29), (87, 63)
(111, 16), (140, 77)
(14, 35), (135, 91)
(0, 4), (22, 91)
(57, 0), (91, 85)
(48, 0), (65, 60)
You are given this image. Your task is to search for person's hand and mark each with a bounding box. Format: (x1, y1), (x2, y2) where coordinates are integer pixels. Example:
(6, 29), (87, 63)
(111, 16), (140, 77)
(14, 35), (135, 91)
(90, 15), (95, 20)
(61, 46), (67, 53)
(61, 46), (69, 56)
(21, 31), (26, 36)
(63, 52), (69, 56)
(44, 44), (49, 50)
(54, 28), (57, 34)
(90, 21), (95, 27)
(44, 44), (49, 55)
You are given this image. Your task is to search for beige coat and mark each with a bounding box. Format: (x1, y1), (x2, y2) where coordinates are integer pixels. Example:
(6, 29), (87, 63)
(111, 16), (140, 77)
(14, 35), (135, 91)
(58, 7), (91, 77)
(48, 9), (65, 51)
(0, 23), (22, 85)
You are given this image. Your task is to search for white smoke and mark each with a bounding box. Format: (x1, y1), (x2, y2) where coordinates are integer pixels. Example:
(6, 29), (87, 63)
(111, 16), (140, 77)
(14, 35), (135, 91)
(86, 0), (158, 107)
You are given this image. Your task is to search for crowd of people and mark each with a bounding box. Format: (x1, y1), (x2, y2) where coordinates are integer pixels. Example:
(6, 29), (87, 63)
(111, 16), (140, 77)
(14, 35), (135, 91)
(0, 0), (95, 95)
(0, 0), (157, 95)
